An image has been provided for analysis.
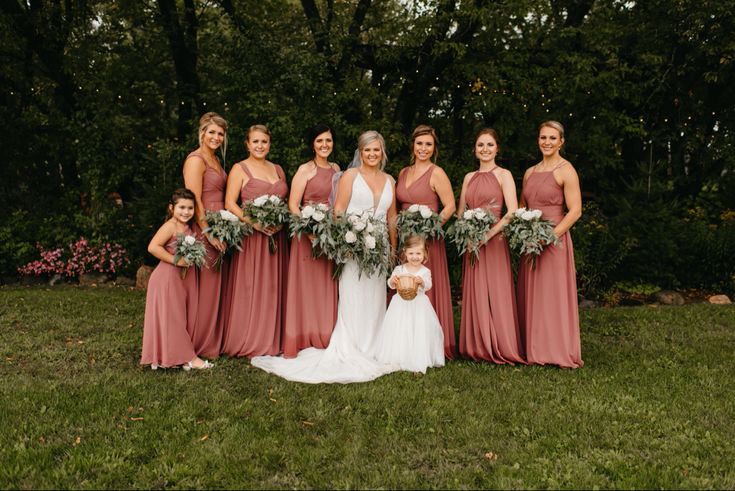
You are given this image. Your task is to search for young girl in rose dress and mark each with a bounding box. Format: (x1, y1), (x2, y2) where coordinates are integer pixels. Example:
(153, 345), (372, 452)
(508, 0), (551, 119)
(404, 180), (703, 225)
(374, 235), (445, 374)
(140, 188), (214, 371)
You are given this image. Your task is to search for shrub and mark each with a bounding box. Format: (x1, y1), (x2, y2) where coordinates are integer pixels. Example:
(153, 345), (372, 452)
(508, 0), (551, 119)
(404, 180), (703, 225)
(18, 238), (130, 279)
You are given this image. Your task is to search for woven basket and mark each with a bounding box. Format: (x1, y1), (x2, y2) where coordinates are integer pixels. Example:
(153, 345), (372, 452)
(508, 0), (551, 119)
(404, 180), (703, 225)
(396, 275), (418, 301)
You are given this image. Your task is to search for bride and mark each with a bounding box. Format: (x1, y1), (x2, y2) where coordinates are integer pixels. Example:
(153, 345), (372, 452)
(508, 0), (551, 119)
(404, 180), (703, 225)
(251, 130), (398, 383)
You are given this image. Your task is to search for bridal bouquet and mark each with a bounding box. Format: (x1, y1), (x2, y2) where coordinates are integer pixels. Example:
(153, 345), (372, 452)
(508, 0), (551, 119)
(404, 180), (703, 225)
(242, 194), (290, 253)
(173, 233), (207, 279)
(447, 206), (498, 266)
(203, 209), (252, 270)
(289, 202), (331, 256)
(395, 204), (444, 245)
(318, 211), (392, 279)
(504, 207), (561, 268)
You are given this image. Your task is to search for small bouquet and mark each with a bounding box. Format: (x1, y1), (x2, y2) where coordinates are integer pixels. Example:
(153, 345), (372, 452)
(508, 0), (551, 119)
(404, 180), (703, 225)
(504, 207), (561, 268)
(395, 204), (444, 246)
(173, 233), (207, 279)
(447, 206), (498, 266)
(242, 194), (290, 253)
(318, 211), (392, 279)
(203, 209), (252, 270)
(289, 202), (331, 257)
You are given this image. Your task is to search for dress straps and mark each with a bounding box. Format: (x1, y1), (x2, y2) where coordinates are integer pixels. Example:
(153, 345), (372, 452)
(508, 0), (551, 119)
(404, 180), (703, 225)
(239, 161), (253, 178)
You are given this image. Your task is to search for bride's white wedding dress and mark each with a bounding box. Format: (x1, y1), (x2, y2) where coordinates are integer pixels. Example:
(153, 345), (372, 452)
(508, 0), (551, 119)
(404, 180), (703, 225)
(251, 173), (394, 383)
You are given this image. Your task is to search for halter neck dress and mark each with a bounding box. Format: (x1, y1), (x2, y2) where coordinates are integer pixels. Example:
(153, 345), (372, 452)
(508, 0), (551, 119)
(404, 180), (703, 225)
(282, 164), (338, 357)
(221, 162), (289, 358)
(517, 166), (583, 368)
(458, 170), (524, 364)
(396, 164), (456, 359)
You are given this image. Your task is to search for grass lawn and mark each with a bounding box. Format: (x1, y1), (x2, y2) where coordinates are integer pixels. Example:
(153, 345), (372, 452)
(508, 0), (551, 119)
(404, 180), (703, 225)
(1, 285), (734, 489)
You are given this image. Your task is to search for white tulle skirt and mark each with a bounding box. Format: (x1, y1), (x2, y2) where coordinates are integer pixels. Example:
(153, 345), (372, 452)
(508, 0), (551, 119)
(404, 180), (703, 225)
(373, 293), (445, 374)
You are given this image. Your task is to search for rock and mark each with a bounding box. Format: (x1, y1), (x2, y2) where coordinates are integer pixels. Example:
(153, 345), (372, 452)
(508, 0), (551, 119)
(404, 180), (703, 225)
(79, 273), (109, 286)
(579, 299), (599, 309)
(114, 276), (136, 287)
(136, 265), (155, 290)
(708, 294), (732, 305)
(653, 290), (685, 306)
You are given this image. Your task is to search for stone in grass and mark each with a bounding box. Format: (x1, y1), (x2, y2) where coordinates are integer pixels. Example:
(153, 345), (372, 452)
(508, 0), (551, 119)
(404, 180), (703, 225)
(79, 273), (110, 286)
(136, 265), (155, 290)
(708, 294), (732, 305)
(652, 290), (685, 306)
(114, 276), (136, 287)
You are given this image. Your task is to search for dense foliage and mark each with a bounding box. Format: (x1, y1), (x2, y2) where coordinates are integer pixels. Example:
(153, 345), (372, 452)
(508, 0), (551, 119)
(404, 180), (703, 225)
(1, 0), (733, 296)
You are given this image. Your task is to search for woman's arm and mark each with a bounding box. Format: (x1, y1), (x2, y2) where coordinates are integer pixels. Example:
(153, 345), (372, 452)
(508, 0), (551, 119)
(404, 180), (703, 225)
(333, 169), (357, 215)
(430, 167), (456, 224)
(456, 172), (474, 216)
(553, 164), (582, 237)
(386, 175), (398, 252)
(147, 221), (187, 266)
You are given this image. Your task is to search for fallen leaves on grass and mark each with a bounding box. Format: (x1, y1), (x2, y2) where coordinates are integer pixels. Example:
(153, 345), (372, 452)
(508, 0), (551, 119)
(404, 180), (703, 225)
(484, 452), (498, 461)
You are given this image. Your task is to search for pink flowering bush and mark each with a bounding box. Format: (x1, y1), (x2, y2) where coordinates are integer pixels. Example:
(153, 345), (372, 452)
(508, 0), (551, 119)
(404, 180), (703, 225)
(18, 238), (130, 278)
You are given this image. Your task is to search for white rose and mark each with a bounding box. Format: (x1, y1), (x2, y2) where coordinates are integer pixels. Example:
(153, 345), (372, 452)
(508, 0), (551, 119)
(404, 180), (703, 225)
(301, 205), (315, 218)
(408, 204), (420, 213)
(316, 203), (329, 211)
(463, 210), (474, 220)
(530, 209), (543, 219)
(268, 195), (281, 204)
(345, 231), (357, 243)
(219, 209), (239, 222)
(364, 235), (376, 249)
(312, 210), (325, 222)
(521, 210), (536, 220)
(253, 195), (268, 206)
(183, 235), (196, 245)
(347, 214), (359, 224)
(420, 206), (433, 219)
(474, 210), (487, 220)
(514, 207), (527, 217)
(366, 221), (374, 233)
(354, 220), (367, 231)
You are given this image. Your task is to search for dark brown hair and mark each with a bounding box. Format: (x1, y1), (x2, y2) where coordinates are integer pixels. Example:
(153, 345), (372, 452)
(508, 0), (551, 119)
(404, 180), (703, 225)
(166, 188), (198, 226)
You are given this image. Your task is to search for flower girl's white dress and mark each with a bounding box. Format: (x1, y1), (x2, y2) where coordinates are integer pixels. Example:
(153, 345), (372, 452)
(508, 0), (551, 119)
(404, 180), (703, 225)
(374, 264), (445, 373)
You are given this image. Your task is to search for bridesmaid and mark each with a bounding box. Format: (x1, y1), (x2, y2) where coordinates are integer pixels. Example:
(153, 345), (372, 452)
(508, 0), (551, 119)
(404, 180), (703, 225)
(222, 124), (289, 358)
(457, 128), (524, 364)
(281, 124), (340, 357)
(395, 125), (457, 359)
(182, 112), (228, 359)
(517, 120), (583, 368)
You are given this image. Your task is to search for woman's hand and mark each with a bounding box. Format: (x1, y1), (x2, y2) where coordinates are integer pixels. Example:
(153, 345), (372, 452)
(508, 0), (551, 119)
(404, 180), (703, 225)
(206, 234), (226, 252)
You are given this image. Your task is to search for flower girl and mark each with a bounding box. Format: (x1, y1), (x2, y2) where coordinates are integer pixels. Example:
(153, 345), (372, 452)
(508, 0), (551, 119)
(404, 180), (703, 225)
(374, 235), (445, 373)
(140, 188), (213, 371)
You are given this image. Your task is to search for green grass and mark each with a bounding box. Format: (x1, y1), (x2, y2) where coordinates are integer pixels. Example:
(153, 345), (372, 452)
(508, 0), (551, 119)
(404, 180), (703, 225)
(1, 285), (734, 489)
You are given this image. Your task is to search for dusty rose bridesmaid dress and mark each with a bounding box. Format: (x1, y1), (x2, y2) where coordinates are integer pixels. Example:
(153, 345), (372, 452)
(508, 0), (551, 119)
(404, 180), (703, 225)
(186, 151), (227, 359)
(282, 165), (338, 358)
(140, 226), (198, 367)
(517, 169), (583, 368)
(221, 163), (289, 358)
(396, 164), (456, 359)
(458, 170), (525, 364)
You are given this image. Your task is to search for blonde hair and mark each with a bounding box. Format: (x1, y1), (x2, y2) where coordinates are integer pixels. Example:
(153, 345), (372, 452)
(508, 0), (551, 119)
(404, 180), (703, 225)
(246, 124), (272, 141)
(409, 124), (439, 165)
(539, 120), (565, 140)
(198, 112), (228, 167)
(400, 235), (429, 264)
(357, 130), (388, 170)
